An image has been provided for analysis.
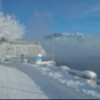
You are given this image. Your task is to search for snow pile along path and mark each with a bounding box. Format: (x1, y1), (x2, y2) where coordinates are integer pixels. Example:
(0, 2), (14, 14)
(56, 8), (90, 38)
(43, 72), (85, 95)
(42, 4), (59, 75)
(31, 64), (100, 99)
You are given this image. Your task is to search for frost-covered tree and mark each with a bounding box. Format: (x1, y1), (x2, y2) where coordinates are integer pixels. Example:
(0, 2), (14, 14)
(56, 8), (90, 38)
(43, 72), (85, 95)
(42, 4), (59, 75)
(0, 12), (25, 42)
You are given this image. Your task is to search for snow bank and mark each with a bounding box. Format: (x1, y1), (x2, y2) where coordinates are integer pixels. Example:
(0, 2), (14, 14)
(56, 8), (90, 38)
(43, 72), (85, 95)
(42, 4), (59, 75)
(82, 70), (97, 80)
(31, 64), (100, 99)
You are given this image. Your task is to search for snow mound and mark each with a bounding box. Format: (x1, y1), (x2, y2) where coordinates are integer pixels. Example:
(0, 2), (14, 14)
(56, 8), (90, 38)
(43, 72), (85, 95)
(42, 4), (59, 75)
(82, 70), (97, 80)
(59, 65), (70, 72)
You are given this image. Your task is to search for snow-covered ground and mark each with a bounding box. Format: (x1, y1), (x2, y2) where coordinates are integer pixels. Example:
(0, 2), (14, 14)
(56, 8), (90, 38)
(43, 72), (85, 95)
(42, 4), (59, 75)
(0, 61), (100, 99)
(0, 63), (48, 99)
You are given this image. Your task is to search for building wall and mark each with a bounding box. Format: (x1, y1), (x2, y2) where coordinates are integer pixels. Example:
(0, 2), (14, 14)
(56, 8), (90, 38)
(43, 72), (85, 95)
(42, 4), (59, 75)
(0, 41), (46, 59)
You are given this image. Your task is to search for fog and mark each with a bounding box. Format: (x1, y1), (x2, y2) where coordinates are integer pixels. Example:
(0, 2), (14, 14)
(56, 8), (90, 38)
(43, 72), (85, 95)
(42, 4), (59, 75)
(43, 33), (100, 62)
(25, 11), (100, 67)
(26, 10), (53, 42)
(25, 11), (100, 61)
(43, 33), (100, 78)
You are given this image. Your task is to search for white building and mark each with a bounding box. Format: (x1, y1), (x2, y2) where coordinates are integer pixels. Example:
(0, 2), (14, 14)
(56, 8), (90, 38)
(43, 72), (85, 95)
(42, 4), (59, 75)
(0, 41), (46, 60)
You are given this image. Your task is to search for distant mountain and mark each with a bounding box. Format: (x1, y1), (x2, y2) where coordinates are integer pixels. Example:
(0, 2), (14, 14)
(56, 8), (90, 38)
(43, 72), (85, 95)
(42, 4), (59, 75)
(45, 32), (86, 40)
(45, 33), (63, 40)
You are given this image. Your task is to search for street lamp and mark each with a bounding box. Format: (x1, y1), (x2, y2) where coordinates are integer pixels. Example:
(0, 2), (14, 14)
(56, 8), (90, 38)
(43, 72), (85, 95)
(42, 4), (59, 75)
(52, 33), (54, 62)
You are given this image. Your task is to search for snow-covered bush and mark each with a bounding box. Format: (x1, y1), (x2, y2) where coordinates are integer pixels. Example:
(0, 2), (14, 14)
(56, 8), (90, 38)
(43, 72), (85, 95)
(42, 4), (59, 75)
(0, 12), (25, 42)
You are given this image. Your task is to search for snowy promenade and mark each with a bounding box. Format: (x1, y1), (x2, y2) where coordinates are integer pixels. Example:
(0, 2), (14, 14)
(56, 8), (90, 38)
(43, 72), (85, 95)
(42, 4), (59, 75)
(0, 63), (48, 99)
(0, 62), (99, 99)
